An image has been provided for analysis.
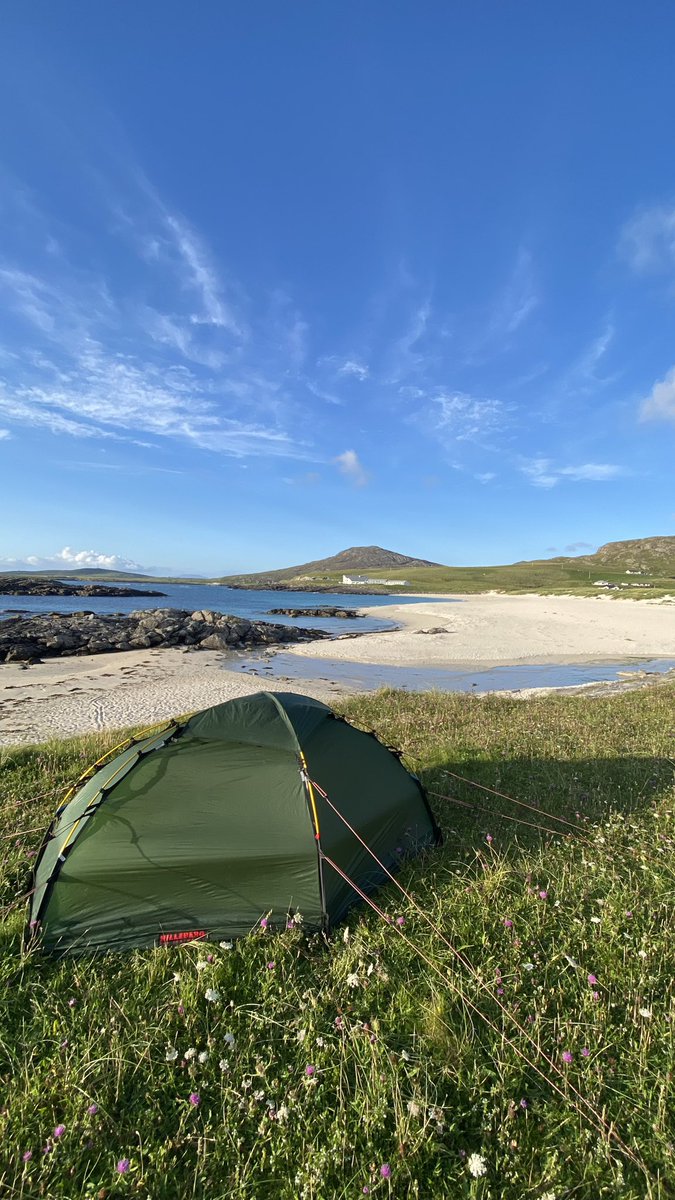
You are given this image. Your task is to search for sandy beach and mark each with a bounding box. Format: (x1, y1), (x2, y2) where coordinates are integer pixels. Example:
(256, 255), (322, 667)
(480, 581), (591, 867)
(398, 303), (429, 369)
(1, 593), (673, 746)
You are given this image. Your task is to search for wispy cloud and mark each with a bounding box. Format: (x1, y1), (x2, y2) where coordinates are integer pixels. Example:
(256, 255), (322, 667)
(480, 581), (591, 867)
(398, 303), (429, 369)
(433, 391), (507, 444)
(521, 458), (623, 487)
(565, 541), (594, 552)
(337, 359), (369, 380)
(0, 428), (11, 440)
(620, 203), (675, 273)
(0, 177), (318, 460)
(334, 448), (369, 487)
(640, 365), (675, 423)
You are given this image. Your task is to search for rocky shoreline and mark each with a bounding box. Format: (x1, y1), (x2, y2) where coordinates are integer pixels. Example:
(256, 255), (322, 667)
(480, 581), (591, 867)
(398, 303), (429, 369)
(0, 608), (330, 664)
(0, 576), (166, 598)
(266, 606), (363, 619)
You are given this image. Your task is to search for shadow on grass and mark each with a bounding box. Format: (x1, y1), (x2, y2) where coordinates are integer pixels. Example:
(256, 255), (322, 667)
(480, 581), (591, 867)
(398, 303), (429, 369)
(420, 754), (674, 852)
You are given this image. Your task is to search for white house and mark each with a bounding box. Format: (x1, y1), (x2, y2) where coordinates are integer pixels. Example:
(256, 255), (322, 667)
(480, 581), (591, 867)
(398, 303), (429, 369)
(342, 574), (408, 586)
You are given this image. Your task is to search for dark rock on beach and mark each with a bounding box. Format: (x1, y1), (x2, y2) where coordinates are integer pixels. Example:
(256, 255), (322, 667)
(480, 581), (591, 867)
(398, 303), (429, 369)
(0, 576), (167, 598)
(0, 608), (330, 664)
(266, 606), (363, 619)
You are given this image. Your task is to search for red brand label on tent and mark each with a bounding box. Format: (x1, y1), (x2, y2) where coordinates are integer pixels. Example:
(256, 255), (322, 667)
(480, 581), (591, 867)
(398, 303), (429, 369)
(159, 930), (207, 943)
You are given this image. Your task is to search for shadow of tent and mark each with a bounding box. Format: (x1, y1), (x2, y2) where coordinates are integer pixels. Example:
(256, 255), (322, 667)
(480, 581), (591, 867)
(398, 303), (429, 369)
(418, 755), (674, 855)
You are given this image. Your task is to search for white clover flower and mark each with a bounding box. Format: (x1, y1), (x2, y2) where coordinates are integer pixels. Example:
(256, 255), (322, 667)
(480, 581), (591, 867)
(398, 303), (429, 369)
(253, 1089), (265, 1101)
(292, 911), (304, 926)
(219, 941), (233, 950)
(218, 1058), (229, 1071)
(366, 963), (375, 976)
(276, 1104), (289, 1122)
(638, 949), (648, 959)
(315, 1036), (325, 1047)
(296, 1029), (307, 1043)
(540, 1192), (557, 1200)
(204, 988), (221, 1002)
(590, 916), (601, 924)
(196, 959), (209, 971)
(342, 926), (350, 943)
(198, 1050), (209, 1064)
(639, 1007), (652, 1019)
(165, 1046), (178, 1062)
(224, 1032), (235, 1046)
(172, 972), (181, 983)
(346, 972), (360, 988)
(467, 1152), (488, 1178)
(400, 1049), (410, 1061)
(184, 1047), (197, 1061)
(523, 962), (534, 971)
(407, 1100), (421, 1117)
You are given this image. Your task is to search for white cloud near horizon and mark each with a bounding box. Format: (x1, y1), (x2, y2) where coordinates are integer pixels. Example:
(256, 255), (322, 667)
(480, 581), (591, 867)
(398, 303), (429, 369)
(334, 449), (369, 487)
(0, 546), (146, 572)
(640, 366), (675, 423)
(521, 458), (623, 487)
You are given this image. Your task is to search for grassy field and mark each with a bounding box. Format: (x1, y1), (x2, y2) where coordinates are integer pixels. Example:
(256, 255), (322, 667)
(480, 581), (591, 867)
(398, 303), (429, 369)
(1, 687), (674, 1198)
(238, 560), (675, 598)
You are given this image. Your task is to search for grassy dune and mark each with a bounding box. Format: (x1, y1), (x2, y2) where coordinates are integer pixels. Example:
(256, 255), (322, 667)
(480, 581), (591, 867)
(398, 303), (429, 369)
(1, 687), (674, 1198)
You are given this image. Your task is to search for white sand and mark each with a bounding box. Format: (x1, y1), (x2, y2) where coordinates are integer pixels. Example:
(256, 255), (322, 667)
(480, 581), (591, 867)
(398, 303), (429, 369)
(0, 647), (344, 747)
(1, 593), (673, 746)
(286, 592), (675, 667)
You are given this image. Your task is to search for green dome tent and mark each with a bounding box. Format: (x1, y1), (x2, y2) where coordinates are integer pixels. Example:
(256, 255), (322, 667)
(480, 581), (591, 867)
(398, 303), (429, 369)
(28, 692), (440, 954)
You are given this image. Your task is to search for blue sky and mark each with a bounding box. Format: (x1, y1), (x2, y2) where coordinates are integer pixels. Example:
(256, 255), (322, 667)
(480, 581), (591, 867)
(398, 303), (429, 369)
(1, 3), (674, 576)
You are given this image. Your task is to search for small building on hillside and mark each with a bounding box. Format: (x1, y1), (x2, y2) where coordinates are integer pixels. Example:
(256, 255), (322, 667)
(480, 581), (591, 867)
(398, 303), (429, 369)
(342, 574), (408, 586)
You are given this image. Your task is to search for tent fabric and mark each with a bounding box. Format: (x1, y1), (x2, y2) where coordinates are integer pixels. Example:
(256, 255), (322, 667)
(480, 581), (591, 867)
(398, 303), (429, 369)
(28, 692), (441, 955)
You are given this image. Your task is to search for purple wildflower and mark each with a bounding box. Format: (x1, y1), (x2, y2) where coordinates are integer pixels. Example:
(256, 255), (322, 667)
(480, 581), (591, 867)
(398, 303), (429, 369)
(486, 834), (493, 844)
(363, 1189), (370, 1196)
(116, 1158), (131, 1174)
(380, 1163), (392, 1178)
(334, 1015), (344, 1030)
(396, 916), (405, 927)
(189, 1092), (201, 1106)
(87, 1104), (98, 1116)
(68, 997), (76, 1008)
(581, 1047), (590, 1057)
(22, 1150), (32, 1162)
(29, 919), (39, 929)
(305, 1064), (316, 1076)
(266, 961), (275, 970)
(497, 987), (504, 996)
(503, 918), (513, 928)
(177, 1004), (185, 1016)
(53, 1124), (65, 1139)
(592, 990), (600, 1002)
(260, 917), (269, 929)
(206, 953), (214, 963)
(562, 1050), (573, 1064)
(287, 920), (294, 929)
(519, 1098), (527, 1109)
(626, 910), (633, 919)
(42, 1143), (53, 1155)
(538, 890), (548, 900)
(587, 973), (598, 986)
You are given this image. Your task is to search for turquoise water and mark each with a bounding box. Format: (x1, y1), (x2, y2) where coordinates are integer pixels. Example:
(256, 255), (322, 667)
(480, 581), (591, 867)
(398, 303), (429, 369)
(235, 652), (675, 694)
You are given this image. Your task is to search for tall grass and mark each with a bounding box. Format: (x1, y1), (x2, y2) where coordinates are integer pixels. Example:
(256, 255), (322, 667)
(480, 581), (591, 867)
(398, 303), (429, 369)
(1, 687), (674, 1198)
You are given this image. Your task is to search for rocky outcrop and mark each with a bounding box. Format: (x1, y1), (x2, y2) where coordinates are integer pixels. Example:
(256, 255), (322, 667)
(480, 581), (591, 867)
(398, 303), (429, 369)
(0, 576), (166, 598)
(0, 609), (330, 663)
(266, 606), (363, 619)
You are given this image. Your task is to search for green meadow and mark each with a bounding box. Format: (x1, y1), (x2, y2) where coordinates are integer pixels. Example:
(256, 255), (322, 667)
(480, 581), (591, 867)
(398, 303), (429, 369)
(1, 686), (674, 1198)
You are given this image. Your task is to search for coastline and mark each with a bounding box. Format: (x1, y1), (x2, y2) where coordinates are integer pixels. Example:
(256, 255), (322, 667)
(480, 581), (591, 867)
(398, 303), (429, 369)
(1, 592), (674, 747)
